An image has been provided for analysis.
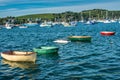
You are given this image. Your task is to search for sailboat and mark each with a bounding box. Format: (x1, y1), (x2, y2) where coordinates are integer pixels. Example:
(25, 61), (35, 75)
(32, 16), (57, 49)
(85, 11), (96, 25)
(5, 22), (14, 29)
(103, 11), (111, 23)
(79, 12), (85, 23)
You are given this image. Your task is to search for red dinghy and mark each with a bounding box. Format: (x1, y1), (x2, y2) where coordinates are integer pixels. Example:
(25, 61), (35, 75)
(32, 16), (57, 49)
(100, 31), (115, 36)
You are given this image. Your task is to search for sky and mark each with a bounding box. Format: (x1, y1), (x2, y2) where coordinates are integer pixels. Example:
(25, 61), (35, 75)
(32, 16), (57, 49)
(0, 0), (120, 17)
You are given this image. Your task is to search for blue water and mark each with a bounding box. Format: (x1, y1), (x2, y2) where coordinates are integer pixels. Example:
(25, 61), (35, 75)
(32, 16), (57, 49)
(0, 23), (120, 80)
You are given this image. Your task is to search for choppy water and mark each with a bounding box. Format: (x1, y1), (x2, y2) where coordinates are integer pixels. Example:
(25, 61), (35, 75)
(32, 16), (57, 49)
(0, 23), (120, 80)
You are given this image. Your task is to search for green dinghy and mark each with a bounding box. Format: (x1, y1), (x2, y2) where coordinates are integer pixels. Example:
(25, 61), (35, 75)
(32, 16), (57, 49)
(68, 36), (91, 42)
(33, 46), (59, 54)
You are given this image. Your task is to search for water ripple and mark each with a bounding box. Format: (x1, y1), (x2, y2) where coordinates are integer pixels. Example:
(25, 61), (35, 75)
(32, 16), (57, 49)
(0, 23), (120, 79)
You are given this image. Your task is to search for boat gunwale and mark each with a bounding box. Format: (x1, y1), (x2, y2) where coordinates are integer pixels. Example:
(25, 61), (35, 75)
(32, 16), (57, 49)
(68, 36), (91, 38)
(36, 46), (59, 50)
(1, 51), (35, 56)
(100, 31), (115, 34)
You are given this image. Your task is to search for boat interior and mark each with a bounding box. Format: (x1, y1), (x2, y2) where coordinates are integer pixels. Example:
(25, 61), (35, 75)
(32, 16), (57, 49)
(69, 36), (91, 38)
(3, 51), (34, 55)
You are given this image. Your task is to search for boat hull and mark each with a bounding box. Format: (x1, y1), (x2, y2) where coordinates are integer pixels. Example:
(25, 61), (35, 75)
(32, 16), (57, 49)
(68, 36), (91, 42)
(1, 51), (36, 62)
(100, 31), (115, 36)
(33, 47), (59, 54)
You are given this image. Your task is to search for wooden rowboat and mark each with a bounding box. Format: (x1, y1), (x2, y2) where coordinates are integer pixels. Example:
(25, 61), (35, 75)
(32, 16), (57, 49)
(1, 51), (36, 62)
(68, 36), (91, 42)
(33, 46), (59, 54)
(100, 31), (115, 36)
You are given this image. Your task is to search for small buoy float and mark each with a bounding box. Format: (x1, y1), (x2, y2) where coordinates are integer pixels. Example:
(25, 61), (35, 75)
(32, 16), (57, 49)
(100, 31), (115, 36)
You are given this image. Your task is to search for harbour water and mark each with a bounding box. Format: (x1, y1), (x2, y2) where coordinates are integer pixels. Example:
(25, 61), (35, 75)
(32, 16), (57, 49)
(0, 22), (120, 80)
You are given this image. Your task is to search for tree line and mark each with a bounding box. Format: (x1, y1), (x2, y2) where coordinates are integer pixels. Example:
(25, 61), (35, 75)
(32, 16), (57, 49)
(0, 9), (120, 25)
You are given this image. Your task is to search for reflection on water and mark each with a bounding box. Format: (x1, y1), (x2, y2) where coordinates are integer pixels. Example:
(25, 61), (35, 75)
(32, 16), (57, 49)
(1, 59), (37, 69)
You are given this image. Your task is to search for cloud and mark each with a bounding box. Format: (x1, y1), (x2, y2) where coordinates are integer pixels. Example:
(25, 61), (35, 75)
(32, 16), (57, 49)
(0, 1), (120, 17)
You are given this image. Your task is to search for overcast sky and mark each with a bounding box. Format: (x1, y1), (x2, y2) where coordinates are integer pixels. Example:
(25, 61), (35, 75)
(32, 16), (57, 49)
(0, 0), (120, 17)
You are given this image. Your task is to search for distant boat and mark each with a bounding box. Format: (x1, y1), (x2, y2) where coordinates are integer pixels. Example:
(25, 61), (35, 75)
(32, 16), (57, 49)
(103, 20), (111, 23)
(119, 21), (120, 23)
(24, 21), (38, 26)
(61, 22), (71, 27)
(70, 21), (77, 26)
(85, 21), (93, 25)
(97, 20), (104, 23)
(52, 22), (61, 26)
(100, 31), (115, 36)
(1, 51), (36, 62)
(80, 12), (85, 23)
(85, 11), (96, 25)
(40, 21), (53, 27)
(5, 22), (14, 29)
(111, 19), (116, 23)
(19, 25), (28, 28)
(53, 39), (70, 44)
(103, 11), (111, 23)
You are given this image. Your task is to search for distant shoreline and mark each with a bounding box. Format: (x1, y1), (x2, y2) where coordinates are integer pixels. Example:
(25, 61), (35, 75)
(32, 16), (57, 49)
(0, 9), (120, 25)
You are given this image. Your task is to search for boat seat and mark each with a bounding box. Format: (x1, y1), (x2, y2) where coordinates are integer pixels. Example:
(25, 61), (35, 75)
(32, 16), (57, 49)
(26, 52), (29, 54)
(7, 51), (13, 55)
